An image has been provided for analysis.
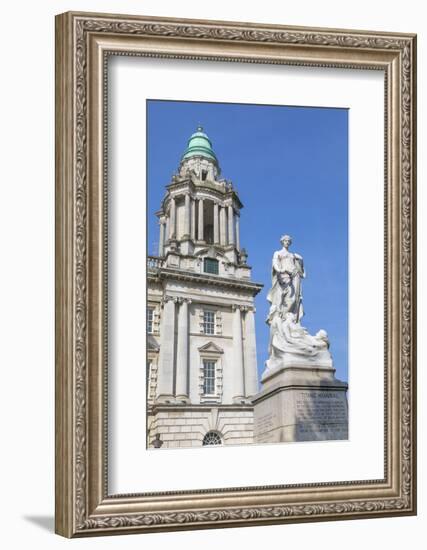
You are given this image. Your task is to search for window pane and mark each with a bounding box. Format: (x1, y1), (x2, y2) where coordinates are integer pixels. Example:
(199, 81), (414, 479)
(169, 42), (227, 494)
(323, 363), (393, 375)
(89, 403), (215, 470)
(202, 431), (222, 445)
(203, 310), (215, 335)
(203, 360), (216, 394)
(204, 258), (219, 274)
(147, 308), (154, 333)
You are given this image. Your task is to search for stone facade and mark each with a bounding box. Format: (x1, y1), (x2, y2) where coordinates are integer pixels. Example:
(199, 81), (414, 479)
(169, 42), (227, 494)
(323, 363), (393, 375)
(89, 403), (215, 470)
(148, 407), (254, 448)
(147, 127), (263, 449)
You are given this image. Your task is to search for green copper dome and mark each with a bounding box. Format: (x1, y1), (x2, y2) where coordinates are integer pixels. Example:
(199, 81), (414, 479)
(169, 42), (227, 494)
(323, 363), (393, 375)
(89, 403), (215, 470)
(181, 126), (218, 164)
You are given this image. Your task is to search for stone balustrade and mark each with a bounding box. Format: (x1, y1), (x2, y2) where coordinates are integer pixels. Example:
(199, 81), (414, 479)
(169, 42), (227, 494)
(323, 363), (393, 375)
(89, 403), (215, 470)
(147, 256), (165, 270)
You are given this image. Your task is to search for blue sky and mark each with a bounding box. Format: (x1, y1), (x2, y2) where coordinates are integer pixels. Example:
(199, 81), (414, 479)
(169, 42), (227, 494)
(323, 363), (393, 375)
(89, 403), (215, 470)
(147, 100), (348, 382)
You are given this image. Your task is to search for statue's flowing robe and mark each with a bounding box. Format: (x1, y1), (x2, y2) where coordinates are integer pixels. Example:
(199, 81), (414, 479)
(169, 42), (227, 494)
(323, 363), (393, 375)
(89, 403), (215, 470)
(266, 314), (328, 369)
(266, 250), (305, 322)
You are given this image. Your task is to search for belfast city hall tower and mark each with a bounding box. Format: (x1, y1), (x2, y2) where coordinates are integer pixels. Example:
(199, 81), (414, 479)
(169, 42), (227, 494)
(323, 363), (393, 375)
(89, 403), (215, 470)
(147, 126), (263, 448)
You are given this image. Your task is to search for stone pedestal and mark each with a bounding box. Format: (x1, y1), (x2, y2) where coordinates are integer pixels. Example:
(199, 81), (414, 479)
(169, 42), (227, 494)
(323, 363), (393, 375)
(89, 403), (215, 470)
(253, 362), (348, 443)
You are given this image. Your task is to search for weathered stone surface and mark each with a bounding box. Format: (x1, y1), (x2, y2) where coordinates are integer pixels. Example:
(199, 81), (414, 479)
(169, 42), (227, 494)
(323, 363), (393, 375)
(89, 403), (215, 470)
(253, 364), (348, 443)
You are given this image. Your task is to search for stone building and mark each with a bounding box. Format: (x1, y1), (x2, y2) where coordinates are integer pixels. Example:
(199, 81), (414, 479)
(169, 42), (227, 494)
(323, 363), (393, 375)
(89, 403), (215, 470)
(147, 126), (263, 448)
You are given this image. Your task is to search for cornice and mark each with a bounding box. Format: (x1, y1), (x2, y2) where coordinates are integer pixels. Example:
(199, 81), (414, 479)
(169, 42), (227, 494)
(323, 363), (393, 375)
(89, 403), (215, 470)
(152, 266), (263, 294)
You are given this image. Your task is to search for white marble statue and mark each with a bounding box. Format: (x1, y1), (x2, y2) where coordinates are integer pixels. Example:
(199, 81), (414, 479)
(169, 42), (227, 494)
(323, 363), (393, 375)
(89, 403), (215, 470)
(264, 236), (332, 374)
(267, 235), (304, 323)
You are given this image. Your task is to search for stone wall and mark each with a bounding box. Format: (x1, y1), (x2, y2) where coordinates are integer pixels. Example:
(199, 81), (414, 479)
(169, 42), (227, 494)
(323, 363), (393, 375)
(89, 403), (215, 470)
(147, 406), (254, 448)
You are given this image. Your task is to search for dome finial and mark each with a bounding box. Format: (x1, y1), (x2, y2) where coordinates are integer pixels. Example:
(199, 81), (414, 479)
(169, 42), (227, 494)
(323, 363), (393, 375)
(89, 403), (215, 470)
(197, 122), (204, 132)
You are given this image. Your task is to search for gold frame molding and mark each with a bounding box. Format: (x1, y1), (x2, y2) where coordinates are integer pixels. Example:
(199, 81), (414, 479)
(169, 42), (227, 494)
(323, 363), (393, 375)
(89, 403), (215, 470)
(55, 11), (417, 538)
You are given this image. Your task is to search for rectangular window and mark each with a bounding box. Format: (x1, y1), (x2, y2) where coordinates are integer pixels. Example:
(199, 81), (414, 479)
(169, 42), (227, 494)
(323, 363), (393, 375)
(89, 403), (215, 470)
(203, 310), (215, 335)
(203, 360), (216, 395)
(147, 307), (154, 334)
(203, 257), (219, 275)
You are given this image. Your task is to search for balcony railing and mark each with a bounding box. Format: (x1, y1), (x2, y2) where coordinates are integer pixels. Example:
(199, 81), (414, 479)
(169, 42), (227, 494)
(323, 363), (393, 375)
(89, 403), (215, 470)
(147, 256), (164, 270)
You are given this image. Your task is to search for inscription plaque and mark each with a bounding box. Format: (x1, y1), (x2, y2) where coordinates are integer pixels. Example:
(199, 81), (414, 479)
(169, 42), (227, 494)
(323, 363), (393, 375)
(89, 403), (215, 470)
(294, 390), (348, 441)
(253, 384), (348, 443)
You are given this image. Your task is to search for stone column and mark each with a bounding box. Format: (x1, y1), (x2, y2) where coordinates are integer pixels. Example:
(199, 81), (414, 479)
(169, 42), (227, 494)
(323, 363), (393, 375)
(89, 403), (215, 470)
(191, 198), (196, 240)
(165, 217), (170, 243)
(235, 214), (240, 251)
(169, 197), (176, 240)
(198, 198), (204, 241)
(232, 305), (245, 403)
(220, 206), (227, 246)
(243, 307), (258, 397)
(175, 298), (190, 402)
(184, 193), (191, 238)
(156, 296), (176, 402)
(158, 220), (165, 257)
(228, 205), (235, 246)
(213, 202), (219, 244)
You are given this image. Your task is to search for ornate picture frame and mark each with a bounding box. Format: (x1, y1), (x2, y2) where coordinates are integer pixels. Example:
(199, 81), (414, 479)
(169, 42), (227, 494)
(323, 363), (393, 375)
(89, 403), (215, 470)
(55, 11), (417, 537)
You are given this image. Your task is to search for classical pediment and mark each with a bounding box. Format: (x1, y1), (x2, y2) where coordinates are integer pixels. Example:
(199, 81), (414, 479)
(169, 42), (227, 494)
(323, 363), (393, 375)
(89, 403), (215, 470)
(198, 341), (223, 354)
(195, 246), (225, 259)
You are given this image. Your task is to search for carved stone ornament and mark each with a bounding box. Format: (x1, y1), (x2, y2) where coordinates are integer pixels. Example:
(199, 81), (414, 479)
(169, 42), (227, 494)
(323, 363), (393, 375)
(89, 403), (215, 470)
(55, 11), (416, 538)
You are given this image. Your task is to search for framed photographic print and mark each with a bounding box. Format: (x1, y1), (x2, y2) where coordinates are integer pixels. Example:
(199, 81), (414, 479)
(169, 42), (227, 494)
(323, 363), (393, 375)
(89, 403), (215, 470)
(55, 11), (417, 537)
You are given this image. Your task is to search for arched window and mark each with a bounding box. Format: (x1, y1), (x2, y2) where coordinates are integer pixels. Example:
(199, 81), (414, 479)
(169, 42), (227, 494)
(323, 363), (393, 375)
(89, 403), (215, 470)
(202, 431), (222, 446)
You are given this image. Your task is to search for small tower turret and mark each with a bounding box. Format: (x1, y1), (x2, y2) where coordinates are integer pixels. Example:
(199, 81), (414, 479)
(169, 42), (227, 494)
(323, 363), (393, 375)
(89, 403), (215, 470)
(156, 126), (247, 276)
